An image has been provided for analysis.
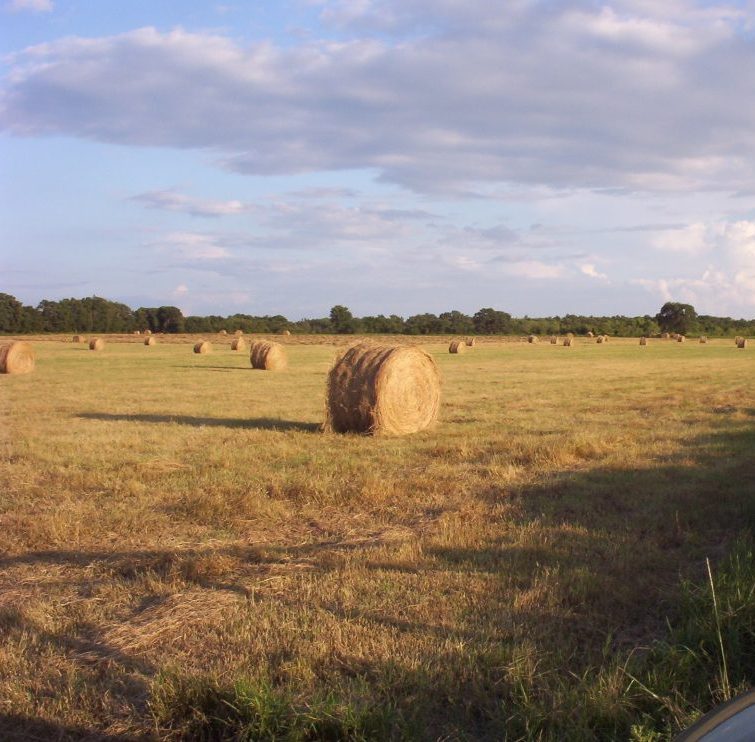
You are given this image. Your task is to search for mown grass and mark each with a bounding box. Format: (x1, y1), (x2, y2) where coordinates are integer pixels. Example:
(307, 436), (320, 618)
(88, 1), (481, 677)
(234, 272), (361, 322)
(0, 335), (753, 740)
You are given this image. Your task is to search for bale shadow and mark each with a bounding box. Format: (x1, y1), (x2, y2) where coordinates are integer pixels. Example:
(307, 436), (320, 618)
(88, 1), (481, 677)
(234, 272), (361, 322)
(76, 412), (321, 433)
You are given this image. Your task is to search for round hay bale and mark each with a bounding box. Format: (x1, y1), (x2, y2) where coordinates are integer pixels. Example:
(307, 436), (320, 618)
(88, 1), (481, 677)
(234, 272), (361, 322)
(677, 335), (686, 343)
(219, 329), (228, 336)
(144, 329), (152, 336)
(234, 330), (244, 336)
(326, 342), (441, 436)
(231, 337), (246, 351)
(282, 329), (292, 336)
(132, 330), (141, 335)
(0, 341), (35, 374)
(699, 336), (707, 344)
(249, 340), (287, 370)
(639, 336), (647, 345)
(737, 337), (748, 349)
(735, 336), (743, 346)
(563, 337), (573, 347)
(465, 337), (476, 347)
(449, 339), (466, 354)
(662, 332), (670, 339)
(72, 335), (86, 343)
(528, 335), (539, 344)
(89, 338), (105, 351)
(550, 336), (558, 344)
(193, 341), (212, 354)
(596, 335), (605, 344)
(144, 336), (156, 346)
(587, 331), (594, 338)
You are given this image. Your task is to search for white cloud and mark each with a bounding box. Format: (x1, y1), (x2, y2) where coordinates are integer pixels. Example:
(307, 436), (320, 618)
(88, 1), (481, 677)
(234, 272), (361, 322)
(3, 4), (755, 194)
(153, 232), (232, 261)
(580, 263), (608, 280)
(652, 222), (710, 253)
(132, 190), (247, 217)
(6, 0), (53, 13)
(503, 260), (564, 280)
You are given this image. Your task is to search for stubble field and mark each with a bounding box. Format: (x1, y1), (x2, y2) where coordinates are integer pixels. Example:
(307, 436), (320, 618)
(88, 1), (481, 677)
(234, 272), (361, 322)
(1, 335), (753, 740)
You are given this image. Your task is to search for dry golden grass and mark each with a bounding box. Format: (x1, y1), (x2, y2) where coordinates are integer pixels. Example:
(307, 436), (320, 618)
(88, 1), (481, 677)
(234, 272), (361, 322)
(0, 335), (753, 739)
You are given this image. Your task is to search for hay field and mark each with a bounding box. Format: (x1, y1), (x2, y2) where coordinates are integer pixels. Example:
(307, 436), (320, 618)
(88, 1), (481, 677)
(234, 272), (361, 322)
(1, 336), (753, 740)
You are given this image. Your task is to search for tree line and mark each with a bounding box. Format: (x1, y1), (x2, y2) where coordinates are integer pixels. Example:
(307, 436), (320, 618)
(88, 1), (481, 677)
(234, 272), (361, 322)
(0, 293), (753, 337)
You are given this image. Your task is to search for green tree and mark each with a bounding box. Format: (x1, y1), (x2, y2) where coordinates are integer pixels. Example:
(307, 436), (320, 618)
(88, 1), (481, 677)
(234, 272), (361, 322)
(0, 293), (25, 333)
(329, 305), (357, 334)
(656, 302), (697, 335)
(473, 308), (512, 334)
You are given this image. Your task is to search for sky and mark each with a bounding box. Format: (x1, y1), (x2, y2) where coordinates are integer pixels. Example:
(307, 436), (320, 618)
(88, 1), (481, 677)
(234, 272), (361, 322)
(2, 0), (755, 320)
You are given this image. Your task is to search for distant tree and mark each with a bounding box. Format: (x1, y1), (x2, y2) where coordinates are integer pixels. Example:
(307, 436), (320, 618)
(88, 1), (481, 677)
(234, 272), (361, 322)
(405, 313), (442, 335)
(439, 310), (474, 335)
(0, 293), (25, 333)
(329, 305), (357, 334)
(656, 302), (697, 335)
(156, 306), (185, 333)
(472, 308), (512, 334)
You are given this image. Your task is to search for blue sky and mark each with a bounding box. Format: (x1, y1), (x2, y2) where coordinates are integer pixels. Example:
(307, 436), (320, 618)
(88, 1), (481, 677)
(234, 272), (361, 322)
(2, 0), (755, 319)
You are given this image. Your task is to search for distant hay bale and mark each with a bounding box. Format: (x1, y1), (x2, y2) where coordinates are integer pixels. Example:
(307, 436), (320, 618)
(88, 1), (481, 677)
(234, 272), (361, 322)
(89, 338), (105, 351)
(639, 337), (647, 346)
(282, 330), (291, 336)
(662, 332), (670, 339)
(0, 341), (35, 374)
(735, 336), (743, 346)
(587, 331), (594, 337)
(133, 330), (141, 335)
(737, 338), (748, 349)
(596, 335), (605, 344)
(603, 335), (609, 342)
(449, 339), (466, 354)
(465, 337), (476, 347)
(699, 336), (707, 344)
(144, 336), (156, 346)
(563, 337), (573, 347)
(231, 337), (246, 351)
(193, 341), (211, 354)
(144, 329), (152, 336)
(72, 335), (86, 343)
(250, 340), (287, 370)
(234, 330), (244, 336)
(219, 329), (227, 336)
(550, 336), (558, 344)
(677, 335), (686, 343)
(325, 342), (441, 436)
(528, 335), (538, 344)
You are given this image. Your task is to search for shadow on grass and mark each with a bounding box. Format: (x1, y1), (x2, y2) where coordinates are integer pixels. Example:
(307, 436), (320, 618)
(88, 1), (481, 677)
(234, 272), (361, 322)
(76, 411), (321, 432)
(0, 714), (145, 741)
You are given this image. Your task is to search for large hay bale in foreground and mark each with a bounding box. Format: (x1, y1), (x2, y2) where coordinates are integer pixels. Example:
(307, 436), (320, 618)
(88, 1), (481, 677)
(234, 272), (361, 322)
(250, 340), (287, 370)
(326, 343), (440, 436)
(737, 338), (748, 349)
(448, 339), (466, 354)
(0, 341), (35, 374)
(465, 337), (476, 347)
(89, 338), (105, 351)
(144, 336), (156, 346)
(194, 341), (212, 354)
(639, 337), (647, 346)
(231, 337), (246, 351)
(72, 335), (86, 343)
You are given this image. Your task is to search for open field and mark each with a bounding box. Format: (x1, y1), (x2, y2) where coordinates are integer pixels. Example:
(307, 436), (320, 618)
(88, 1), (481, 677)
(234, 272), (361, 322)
(1, 335), (754, 740)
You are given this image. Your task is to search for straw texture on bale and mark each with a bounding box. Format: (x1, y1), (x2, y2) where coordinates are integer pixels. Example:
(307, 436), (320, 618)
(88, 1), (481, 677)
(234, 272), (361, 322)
(72, 335), (86, 343)
(639, 337), (647, 346)
(89, 338), (105, 351)
(563, 337), (573, 347)
(465, 337), (476, 347)
(250, 340), (287, 370)
(231, 337), (246, 351)
(448, 339), (466, 354)
(144, 336), (156, 346)
(528, 335), (538, 344)
(0, 341), (35, 374)
(737, 338), (748, 349)
(699, 336), (708, 344)
(326, 342), (441, 436)
(193, 341), (212, 354)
